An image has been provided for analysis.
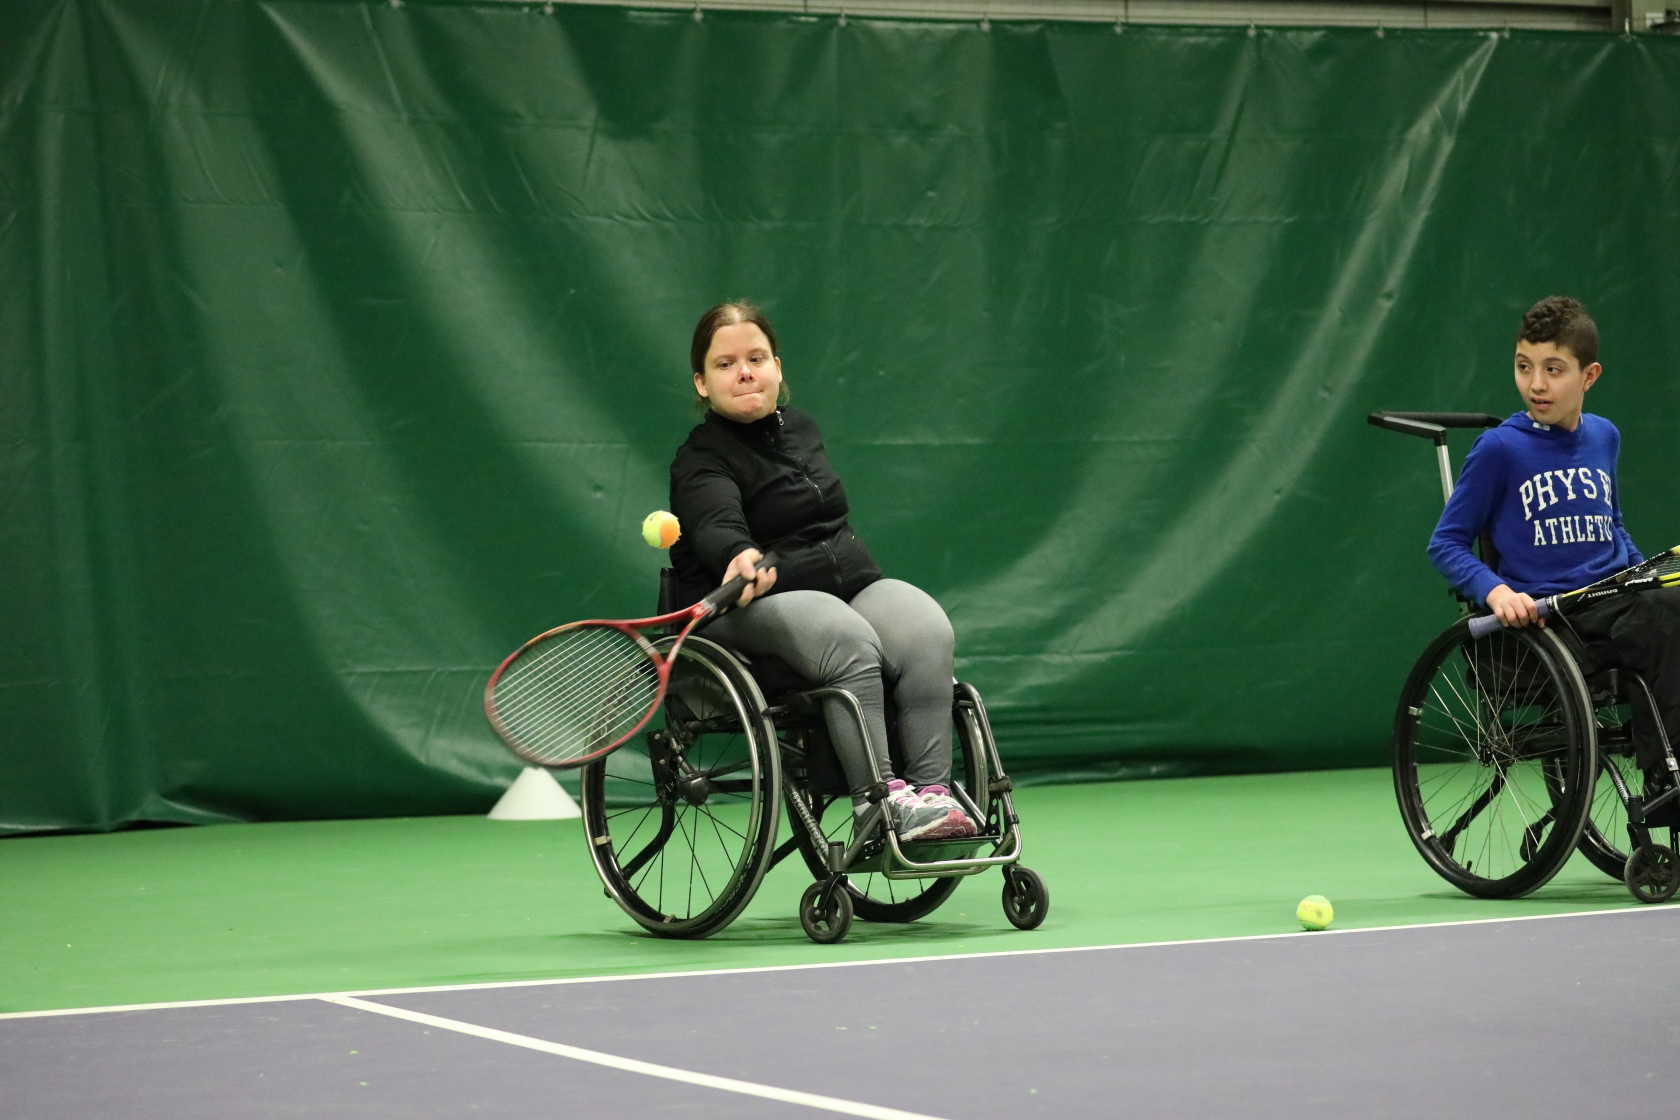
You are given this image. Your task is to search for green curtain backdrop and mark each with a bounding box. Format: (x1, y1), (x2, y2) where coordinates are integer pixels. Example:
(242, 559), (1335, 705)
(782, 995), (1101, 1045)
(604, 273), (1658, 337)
(5, 1), (1679, 833)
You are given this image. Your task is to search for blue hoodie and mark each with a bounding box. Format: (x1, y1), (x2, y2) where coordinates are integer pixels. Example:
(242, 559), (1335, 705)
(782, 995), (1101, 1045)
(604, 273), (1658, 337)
(1429, 411), (1643, 604)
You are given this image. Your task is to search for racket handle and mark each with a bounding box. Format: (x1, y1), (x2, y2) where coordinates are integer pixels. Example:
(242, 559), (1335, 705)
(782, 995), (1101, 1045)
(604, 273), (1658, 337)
(1467, 597), (1553, 639)
(697, 550), (781, 620)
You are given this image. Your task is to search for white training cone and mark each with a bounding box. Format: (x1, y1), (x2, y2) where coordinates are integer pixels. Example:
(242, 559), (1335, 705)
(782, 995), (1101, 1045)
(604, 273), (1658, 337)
(488, 766), (581, 821)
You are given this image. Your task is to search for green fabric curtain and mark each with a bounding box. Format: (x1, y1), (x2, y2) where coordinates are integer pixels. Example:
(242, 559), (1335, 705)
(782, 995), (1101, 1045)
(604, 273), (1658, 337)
(6, 1), (1679, 832)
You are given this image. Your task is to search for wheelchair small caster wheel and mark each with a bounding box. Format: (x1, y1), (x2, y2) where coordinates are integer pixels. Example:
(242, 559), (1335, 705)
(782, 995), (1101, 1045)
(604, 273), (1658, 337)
(1623, 844), (1680, 903)
(1001, 865), (1049, 930)
(800, 881), (854, 944)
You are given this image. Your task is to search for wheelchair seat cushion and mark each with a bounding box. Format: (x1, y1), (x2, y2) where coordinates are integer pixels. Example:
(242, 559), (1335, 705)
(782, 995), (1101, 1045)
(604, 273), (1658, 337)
(732, 649), (808, 698)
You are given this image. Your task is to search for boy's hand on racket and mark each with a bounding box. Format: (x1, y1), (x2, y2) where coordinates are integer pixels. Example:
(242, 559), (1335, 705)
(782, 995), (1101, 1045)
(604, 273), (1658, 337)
(1486, 584), (1544, 628)
(725, 548), (777, 607)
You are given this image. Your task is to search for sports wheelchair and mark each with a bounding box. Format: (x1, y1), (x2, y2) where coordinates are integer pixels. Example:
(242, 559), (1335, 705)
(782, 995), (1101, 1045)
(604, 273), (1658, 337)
(575, 570), (1049, 943)
(1371, 411), (1679, 903)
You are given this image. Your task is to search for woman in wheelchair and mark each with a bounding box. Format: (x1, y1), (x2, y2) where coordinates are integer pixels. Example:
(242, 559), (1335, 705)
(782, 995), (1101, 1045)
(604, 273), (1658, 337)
(1427, 296), (1680, 821)
(667, 299), (978, 843)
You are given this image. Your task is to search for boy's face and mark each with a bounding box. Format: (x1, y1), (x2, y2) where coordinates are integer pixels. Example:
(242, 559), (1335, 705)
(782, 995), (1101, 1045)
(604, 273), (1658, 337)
(1514, 338), (1601, 431)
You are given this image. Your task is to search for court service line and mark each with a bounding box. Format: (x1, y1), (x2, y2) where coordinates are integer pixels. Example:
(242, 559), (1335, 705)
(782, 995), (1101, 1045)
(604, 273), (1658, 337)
(5, 903), (1675, 1021)
(321, 994), (947, 1120)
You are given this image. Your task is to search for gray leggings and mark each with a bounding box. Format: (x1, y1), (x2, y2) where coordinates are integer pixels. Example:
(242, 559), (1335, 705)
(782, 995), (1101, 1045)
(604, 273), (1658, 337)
(706, 579), (956, 798)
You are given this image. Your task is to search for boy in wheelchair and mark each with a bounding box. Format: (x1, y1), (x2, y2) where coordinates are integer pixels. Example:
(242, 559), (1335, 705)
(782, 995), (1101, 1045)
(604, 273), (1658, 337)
(668, 300), (978, 842)
(1427, 295), (1680, 822)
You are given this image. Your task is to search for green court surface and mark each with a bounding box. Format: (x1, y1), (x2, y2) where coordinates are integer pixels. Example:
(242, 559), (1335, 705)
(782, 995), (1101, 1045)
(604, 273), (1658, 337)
(1, 767), (1652, 1015)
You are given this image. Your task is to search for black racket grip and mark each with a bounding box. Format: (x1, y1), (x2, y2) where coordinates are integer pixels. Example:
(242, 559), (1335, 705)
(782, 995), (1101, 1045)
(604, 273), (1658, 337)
(696, 550), (781, 621)
(1467, 597), (1554, 639)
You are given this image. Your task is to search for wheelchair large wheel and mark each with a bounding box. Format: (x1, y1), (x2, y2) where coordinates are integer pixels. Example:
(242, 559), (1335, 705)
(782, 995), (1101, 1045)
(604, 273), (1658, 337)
(786, 688), (989, 923)
(579, 636), (781, 938)
(1393, 621), (1596, 899)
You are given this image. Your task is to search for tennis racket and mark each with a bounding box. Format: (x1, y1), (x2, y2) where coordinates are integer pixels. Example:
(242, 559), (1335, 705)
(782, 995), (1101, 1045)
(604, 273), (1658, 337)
(484, 552), (778, 768)
(1468, 545), (1680, 639)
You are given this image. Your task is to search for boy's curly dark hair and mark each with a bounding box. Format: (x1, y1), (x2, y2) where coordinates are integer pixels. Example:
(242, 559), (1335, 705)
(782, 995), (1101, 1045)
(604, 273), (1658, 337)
(1516, 295), (1598, 368)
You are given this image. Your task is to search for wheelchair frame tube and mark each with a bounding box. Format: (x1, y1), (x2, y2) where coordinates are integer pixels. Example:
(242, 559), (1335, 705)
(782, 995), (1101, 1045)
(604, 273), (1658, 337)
(1435, 442), (1454, 505)
(787, 684), (1027, 881)
(879, 828), (1022, 878)
(881, 684), (1024, 879)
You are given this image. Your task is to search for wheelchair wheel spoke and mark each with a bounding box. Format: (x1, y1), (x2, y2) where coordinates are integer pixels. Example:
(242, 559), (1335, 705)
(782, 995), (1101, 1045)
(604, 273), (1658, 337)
(1577, 748), (1638, 879)
(677, 808), (717, 915)
(699, 804), (750, 866)
(606, 805), (669, 878)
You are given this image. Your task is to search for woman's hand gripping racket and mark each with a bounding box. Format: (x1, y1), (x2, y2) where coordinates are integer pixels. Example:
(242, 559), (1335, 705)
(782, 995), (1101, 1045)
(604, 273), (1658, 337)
(484, 552), (778, 768)
(1468, 545), (1680, 639)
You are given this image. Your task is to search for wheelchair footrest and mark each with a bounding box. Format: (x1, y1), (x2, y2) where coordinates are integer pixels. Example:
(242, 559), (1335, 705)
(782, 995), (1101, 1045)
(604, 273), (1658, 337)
(903, 836), (994, 858)
(847, 835), (996, 875)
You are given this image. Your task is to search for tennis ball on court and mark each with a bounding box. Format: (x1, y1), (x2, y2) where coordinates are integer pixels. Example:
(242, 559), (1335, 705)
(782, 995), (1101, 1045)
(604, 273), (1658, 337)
(641, 510), (681, 549)
(1296, 894), (1334, 931)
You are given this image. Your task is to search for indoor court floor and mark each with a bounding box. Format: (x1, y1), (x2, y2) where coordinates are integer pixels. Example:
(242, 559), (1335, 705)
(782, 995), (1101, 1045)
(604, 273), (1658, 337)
(6, 768), (1675, 1117)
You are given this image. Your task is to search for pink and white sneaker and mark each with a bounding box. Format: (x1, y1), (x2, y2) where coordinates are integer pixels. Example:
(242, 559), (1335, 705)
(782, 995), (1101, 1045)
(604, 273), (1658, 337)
(884, 779), (966, 841)
(913, 783), (979, 839)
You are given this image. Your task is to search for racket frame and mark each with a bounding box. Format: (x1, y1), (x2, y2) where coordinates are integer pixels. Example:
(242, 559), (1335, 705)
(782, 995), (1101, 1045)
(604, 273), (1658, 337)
(483, 553), (777, 768)
(1467, 545), (1680, 639)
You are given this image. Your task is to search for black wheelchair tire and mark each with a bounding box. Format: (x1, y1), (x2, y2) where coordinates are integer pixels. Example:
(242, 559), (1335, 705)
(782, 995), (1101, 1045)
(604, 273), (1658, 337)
(799, 880), (854, 943)
(1392, 620), (1597, 899)
(1001, 865), (1049, 930)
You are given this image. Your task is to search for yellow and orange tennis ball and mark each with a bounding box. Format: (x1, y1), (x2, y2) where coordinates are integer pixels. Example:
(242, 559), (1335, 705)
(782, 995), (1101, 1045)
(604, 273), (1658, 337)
(641, 510), (681, 549)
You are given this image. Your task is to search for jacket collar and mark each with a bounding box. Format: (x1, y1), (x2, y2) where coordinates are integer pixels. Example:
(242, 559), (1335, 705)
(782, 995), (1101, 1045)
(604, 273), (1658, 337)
(705, 407), (784, 438)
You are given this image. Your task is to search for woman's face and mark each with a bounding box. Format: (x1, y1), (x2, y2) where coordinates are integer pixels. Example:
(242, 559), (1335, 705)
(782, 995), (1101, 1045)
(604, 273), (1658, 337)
(693, 321), (782, 423)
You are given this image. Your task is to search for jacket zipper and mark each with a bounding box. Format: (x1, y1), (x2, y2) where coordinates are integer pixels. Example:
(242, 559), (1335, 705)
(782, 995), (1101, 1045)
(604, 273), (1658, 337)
(771, 412), (842, 587)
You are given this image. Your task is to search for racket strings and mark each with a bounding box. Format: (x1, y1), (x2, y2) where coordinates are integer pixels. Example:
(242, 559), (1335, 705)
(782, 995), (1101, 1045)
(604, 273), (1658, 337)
(1602, 546), (1680, 589)
(521, 632), (658, 739)
(498, 629), (650, 725)
(500, 621), (651, 718)
(492, 626), (661, 765)
(501, 653), (655, 761)
(1555, 545), (1680, 609)
(1636, 549), (1680, 583)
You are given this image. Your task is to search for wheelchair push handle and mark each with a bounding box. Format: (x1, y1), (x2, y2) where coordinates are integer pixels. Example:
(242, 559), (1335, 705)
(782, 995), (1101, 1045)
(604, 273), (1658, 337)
(1467, 597), (1555, 640)
(1368, 411), (1503, 505)
(1367, 411), (1504, 442)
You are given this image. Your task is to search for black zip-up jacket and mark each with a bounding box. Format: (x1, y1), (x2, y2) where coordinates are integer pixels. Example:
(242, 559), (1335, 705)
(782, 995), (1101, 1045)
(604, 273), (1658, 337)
(668, 407), (882, 607)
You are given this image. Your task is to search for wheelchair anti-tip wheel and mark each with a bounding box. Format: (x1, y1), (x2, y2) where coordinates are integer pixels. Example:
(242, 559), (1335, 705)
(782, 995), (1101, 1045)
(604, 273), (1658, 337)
(1001, 865), (1048, 929)
(1623, 844), (1680, 904)
(799, 880), (854, 943)
(1393, 621), (1596, 899)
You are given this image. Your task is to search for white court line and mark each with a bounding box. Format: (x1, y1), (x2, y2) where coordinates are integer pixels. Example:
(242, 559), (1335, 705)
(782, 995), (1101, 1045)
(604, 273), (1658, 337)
(322, 994), (948, 1120)
(4, 903), (1676, 1021)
